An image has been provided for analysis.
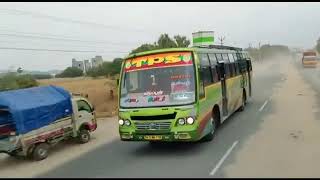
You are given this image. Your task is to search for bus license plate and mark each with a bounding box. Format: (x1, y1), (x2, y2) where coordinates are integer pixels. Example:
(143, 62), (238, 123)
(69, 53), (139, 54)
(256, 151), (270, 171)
(144, 135), (162, 140)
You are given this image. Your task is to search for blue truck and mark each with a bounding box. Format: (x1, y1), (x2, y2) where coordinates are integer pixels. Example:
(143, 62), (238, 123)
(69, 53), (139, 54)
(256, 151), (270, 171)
(0, 85), (97, 161)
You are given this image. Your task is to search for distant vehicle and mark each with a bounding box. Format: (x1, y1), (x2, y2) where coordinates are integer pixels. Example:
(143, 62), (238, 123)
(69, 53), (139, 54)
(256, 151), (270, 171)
(0, 86), (97, 161)
(302, 51), (317, 68)
(117, 43), (252, 143)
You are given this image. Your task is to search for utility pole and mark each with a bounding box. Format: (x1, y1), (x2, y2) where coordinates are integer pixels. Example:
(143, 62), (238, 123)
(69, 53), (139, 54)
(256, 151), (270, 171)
(218, 36), (226, 46)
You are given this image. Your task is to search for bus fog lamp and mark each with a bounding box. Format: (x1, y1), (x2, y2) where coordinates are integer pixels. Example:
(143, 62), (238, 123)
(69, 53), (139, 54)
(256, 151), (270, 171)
(124, 120), (131, 126)
(178, 118), (185, 125)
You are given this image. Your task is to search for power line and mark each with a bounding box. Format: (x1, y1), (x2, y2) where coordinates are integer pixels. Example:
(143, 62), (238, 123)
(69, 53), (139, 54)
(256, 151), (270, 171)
(0, 8), (156, 35)
(0, 46), (128, 54)
(0, 32), (139, 46)
(0, 25), (93, 40)
(0, 26), (140, 46)
(0, 39), (131, 51)
(0, 39), (132, 53)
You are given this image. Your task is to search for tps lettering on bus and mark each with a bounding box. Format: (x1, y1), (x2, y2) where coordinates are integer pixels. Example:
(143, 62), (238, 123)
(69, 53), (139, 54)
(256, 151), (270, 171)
(125, 52), (193, 72)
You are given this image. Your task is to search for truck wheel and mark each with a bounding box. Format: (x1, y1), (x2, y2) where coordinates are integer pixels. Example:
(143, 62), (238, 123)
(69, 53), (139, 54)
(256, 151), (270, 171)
(32, 143), (49, 161)
(26, 146), (35, 159)
(78, 129), (90, 144)
(8, 150), (19, 157)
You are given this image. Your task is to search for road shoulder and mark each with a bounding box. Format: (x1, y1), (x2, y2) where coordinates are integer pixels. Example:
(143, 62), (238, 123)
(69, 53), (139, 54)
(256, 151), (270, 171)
(223, 59), (320, 177)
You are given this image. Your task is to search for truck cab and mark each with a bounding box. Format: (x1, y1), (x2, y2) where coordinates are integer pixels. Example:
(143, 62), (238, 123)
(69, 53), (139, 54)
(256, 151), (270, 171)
(302, 51), (317, 68)
(71, 96), (97, 135)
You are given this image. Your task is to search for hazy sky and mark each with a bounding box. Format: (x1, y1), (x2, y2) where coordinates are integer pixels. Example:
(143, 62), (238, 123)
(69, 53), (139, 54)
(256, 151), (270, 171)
(0, 2), (319, 71)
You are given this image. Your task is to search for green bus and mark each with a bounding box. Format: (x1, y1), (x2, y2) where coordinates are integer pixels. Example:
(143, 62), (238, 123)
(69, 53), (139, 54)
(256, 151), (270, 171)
(118, 45), (252, 142)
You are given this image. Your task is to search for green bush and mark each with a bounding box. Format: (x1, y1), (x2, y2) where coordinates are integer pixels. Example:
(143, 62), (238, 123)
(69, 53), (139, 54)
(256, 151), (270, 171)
(130, 33), (190, 54)
(0, 73), (38, 92)
(87, 58), (123, 78)
(31, 74), (53, 79)
(56, 67), (83, 78)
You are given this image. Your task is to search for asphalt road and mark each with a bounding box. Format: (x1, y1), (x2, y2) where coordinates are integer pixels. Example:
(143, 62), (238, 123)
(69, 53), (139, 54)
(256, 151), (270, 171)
(38, 60), (286, 178)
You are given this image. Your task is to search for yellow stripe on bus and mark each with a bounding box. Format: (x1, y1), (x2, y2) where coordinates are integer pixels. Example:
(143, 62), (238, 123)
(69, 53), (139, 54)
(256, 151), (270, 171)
(199, 74), (243, 103)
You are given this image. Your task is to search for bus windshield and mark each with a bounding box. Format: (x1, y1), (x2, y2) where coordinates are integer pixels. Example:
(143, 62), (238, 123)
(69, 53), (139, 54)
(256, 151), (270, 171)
(120, 52), (195, 108)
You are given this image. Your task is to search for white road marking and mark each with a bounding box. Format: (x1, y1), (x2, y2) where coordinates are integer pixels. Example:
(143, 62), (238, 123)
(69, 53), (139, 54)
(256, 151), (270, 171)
(209, 141), (239, 176)
(259, 100), (269, 112)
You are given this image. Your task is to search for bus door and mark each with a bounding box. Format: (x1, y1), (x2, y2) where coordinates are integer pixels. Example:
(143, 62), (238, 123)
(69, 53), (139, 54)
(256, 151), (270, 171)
(218, 63), (228, 116)
(246, 60), (252, 97)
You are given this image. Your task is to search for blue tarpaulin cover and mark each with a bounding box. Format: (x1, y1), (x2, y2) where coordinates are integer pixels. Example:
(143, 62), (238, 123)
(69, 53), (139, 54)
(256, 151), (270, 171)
(0, 85), (73, 134)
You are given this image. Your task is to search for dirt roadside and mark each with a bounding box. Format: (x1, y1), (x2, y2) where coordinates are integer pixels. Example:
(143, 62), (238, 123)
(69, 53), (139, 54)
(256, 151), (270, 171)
(224, 58), (320, 177)
(0, 117), (119, 178)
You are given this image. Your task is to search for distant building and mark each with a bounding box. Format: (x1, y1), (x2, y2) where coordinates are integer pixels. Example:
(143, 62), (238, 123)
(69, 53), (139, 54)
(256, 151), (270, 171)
(91, 56), (103, 68)
(84, 59), (91, 73)
(71, 56), (104, 74)
(72, 58), (84, 72)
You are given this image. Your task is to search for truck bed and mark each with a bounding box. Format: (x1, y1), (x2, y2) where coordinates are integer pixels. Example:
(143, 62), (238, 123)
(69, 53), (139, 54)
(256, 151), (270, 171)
(0, 116), (74, 153)
(21, 116), (74, 146)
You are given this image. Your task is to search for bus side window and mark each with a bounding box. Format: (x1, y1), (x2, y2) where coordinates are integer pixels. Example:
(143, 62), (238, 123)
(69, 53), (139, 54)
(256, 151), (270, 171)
(248, 60), (253, 71)
(233, 53), (238, 61)
(239, 60), (247, 73)
(208, 53), (219, 82)
(222, 53), (230, 63)
(235, 62), (240, 75)
(215, 53), (223, 62)
(199, 53), (213, 86)
(199, 53), (210, 66)
(236, 53), (241, 60)
(198, 53), (213, 99)
(211, 66), (219, 82)
(229, 63), (235, 77)
(208, 53), (218, 64)
(239, 53), (244, 59)
(224, 63), (230, 79)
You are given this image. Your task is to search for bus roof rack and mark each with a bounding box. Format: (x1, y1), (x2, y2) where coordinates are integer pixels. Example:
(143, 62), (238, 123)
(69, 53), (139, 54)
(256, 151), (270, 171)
(206, 45), (243, 51)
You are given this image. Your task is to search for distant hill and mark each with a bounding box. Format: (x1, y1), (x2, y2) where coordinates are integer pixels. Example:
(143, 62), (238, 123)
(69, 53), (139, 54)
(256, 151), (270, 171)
(0, 69), (62, 78)
(22, 70), (62, 75)
(47, 70), (62, 75)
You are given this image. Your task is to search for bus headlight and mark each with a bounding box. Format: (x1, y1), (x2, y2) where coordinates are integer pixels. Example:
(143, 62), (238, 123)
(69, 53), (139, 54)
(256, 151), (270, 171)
(186, 117), (194, 125)
(119, 119), (124, 126)
(178, 118), (185, 125)
(124, 120), (131, 126)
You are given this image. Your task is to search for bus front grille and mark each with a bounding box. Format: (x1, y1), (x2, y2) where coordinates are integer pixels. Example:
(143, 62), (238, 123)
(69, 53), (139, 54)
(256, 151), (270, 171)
(134, 122), (172, 130)
(130, 112), (177, 121)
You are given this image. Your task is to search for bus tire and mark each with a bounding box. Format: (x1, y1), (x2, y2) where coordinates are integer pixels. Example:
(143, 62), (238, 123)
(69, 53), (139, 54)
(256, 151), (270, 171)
(78, 129), (91, 144)
(201, 108), (219, 142)
(32, 143), (50, 161)
(239, 91), (246, 111)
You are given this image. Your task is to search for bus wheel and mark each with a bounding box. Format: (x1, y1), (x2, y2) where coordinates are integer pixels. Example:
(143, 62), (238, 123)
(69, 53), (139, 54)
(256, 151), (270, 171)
(239, 93), (246, 111)
(201, 112), (218, 142)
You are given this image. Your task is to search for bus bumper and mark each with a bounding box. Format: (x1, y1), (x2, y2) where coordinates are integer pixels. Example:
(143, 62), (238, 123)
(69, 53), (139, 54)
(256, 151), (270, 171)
(119, 130), (199, 142)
